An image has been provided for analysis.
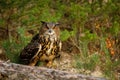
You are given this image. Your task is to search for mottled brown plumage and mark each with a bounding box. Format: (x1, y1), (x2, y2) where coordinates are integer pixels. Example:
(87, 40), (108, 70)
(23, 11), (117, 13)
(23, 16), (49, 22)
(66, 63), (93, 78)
(19, 21), (62, 67)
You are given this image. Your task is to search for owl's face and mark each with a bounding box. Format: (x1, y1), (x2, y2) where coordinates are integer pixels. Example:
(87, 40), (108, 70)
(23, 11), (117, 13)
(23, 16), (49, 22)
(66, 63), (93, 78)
(39, 21), (60, 41)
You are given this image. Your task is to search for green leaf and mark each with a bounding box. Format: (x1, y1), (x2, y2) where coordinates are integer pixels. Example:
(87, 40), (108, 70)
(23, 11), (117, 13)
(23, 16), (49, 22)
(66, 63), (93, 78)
(60, 30), (71, 41)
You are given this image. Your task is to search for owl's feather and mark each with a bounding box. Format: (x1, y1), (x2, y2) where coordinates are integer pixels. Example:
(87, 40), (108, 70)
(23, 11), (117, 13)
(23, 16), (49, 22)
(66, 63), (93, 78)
(19, 37), (41, 64)
(19, 21), (61, 67)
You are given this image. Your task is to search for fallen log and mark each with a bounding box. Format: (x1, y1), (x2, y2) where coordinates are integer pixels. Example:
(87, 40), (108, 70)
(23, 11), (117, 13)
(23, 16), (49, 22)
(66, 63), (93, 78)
(0, 60), (106, 80)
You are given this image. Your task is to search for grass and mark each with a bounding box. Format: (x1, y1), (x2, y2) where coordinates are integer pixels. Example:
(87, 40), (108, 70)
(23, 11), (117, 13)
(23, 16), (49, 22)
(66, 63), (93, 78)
(2, 27), (31, 63)
(73, 36), (120, 80)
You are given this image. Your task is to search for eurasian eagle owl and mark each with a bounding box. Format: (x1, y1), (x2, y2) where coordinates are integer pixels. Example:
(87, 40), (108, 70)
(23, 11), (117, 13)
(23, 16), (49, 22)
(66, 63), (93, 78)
(19, 21), (62, 67)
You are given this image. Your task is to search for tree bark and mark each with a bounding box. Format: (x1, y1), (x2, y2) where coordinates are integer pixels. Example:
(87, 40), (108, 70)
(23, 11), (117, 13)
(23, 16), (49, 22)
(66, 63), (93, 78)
(0, 60), (106, 80)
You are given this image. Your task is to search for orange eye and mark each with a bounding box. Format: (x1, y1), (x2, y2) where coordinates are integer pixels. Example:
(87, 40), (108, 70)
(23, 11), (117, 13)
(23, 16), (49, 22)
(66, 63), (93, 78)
(45, 25), (49, 29)
(53, 26), (56, 29)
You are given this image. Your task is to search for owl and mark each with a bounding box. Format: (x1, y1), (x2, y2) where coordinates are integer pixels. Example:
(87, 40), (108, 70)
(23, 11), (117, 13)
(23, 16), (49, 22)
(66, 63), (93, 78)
(19, 21), (62, 67)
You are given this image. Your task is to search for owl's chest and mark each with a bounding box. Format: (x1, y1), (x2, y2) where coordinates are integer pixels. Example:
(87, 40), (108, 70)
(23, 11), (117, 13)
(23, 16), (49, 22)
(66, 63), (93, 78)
(39, 41), (58, 61)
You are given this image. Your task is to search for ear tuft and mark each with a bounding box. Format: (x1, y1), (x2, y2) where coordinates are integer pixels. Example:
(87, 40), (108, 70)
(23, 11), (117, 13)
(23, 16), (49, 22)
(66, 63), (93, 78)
(41, 21), (46, 25)
(55, 22), (60, 26)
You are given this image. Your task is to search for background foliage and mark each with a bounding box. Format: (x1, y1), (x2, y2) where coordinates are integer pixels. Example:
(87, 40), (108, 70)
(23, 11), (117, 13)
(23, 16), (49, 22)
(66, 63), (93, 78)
(0, 0), (120, 80)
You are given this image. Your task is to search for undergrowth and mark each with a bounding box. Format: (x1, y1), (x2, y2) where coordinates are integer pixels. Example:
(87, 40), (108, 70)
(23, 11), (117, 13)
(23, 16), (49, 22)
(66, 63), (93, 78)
(2, 27), (31, 63)
(1, 0), (120, 80)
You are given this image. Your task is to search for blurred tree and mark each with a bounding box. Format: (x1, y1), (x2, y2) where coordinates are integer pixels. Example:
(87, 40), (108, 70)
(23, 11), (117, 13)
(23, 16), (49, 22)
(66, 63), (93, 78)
(0, 0), (32, 41)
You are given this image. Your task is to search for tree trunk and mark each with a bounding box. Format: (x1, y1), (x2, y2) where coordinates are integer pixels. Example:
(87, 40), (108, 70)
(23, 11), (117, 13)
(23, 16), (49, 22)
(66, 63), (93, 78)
(0, 60), (106, 80)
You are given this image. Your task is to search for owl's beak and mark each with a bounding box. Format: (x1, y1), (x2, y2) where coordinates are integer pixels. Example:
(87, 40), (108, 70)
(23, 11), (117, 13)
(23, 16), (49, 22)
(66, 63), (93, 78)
(44, 29), (55, 37)
(48, 29), (55, 35)
(48, 29), (52, 33)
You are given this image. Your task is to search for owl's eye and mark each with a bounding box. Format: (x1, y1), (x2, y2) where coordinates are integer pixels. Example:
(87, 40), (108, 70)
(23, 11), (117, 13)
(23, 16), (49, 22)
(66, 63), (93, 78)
(45, 25), (49, 29)
(53, 25), (56, 29)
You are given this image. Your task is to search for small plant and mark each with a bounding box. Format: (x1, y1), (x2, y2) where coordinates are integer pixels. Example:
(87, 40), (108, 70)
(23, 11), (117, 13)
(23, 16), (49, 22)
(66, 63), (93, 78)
(60, 30), (74, 41)
(74, 52), (101, 71)
(2, 27), (31, 63)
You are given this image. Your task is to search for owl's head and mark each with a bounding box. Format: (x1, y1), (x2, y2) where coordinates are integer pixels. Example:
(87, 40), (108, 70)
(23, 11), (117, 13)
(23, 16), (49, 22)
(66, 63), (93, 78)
(39, 21), (60, 41)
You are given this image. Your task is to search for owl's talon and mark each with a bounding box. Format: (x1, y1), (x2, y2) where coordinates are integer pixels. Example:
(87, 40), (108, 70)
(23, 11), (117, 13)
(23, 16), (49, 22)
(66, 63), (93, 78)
(46, 61), (53, 68)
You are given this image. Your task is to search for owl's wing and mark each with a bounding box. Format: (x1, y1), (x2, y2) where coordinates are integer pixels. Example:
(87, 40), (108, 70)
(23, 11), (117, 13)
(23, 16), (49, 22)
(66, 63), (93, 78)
(55, 40), (62, 58)
(58, 41), (62, 52)
(30, 34), (39, 42)
(19, 39), (41, 64)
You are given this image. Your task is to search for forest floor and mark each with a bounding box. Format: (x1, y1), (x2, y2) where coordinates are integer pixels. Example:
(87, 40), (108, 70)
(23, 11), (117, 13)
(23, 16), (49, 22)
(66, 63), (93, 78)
(0, 45), (103, 78)
(0, 31), (119, 80)
(55, 52), (103, 77)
